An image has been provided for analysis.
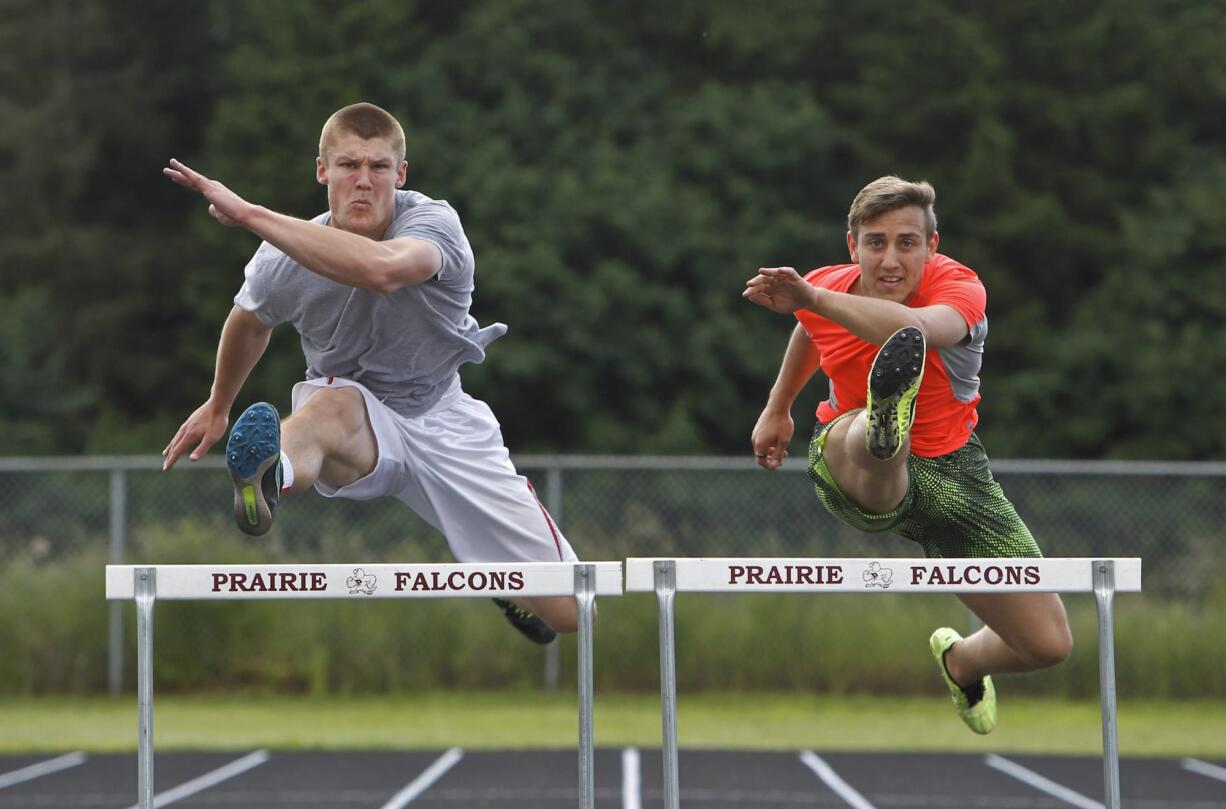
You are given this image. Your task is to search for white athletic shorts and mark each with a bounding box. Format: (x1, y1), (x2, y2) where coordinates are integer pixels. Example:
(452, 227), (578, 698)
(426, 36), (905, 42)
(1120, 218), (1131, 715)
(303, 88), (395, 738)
(291, 376), (578, 564)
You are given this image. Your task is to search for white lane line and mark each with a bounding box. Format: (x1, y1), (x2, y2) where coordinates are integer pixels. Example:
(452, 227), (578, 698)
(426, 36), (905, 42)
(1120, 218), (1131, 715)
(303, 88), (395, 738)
(799, 751), (877, 809)
(622, 747), (641, 809)
(125, 750), (269, 809)
(1183, 757), (1226, 783)
(984, 754), (1103, 809)
(0, 752), (86, 789)
(380, 748), (464, 809)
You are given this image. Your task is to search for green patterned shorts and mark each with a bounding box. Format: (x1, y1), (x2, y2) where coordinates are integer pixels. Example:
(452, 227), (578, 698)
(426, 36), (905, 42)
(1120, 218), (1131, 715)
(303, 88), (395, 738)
(807, 411), (1042, 559)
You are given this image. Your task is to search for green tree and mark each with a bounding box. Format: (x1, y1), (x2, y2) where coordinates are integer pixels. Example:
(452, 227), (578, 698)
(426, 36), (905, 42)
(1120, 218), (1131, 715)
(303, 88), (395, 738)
(6, 0), (1225, 458)
(0, 289), (93, 452)
(191, 0), (842, 451)
(0, 0), (220, 450)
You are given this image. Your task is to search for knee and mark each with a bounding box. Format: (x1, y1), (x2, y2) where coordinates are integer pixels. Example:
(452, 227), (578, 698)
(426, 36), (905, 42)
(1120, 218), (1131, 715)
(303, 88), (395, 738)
(534, 598), (582, 635)
(300, 387), (368, 435)
(547, 613), (579, 635)
(543, 608), (578, 635)
(1020, 626), (1073, 670)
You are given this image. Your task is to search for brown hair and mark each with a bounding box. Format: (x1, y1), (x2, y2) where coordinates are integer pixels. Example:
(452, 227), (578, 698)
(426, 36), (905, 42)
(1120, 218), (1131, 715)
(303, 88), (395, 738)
(847, 176), (937, 239)
(319, 102), (406, 163)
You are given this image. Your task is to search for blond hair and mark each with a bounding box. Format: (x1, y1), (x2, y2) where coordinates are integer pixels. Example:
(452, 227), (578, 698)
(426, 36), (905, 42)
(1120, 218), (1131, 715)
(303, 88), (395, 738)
(319, 102), (406, 163)
(847, 176), (937, 239)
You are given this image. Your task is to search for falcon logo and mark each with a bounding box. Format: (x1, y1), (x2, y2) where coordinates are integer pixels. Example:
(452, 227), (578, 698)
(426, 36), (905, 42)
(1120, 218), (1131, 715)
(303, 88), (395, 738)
(863, 562), (894, 589)
(346, 567), (377, 595)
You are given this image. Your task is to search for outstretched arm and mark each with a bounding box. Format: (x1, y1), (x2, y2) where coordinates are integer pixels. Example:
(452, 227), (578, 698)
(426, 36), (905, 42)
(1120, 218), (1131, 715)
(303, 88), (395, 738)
(750, 324), (822, 471)
(744, 267), (968, 348)
(162, 306), (272, 470)
(163, 159), (441, 293)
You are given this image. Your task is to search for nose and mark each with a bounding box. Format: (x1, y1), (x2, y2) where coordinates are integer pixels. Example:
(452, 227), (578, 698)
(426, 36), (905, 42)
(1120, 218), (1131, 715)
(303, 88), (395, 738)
(355, 166), (373, 188)
(881, 245), (900, 270)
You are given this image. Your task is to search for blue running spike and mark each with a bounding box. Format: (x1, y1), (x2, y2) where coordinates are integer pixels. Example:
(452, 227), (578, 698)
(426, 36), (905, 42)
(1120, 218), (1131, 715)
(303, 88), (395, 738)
(225, 403), (282, 536)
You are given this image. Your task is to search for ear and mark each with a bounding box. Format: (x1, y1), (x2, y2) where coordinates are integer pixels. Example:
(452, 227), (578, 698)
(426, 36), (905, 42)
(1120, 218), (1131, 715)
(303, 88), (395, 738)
(316, 156), (328, 186)
(926, 230), (940, 259)
(395, 160), (408, 189)
(846, 230), (859, 263)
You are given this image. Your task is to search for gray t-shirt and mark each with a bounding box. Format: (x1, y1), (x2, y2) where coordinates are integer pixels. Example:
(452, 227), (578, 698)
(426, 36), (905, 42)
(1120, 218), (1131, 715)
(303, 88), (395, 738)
(234, 189), (506, 417)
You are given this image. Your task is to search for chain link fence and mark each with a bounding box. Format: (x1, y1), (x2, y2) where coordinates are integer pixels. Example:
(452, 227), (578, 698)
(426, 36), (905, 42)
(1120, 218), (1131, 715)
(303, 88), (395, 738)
(2, 455), (1224, 694)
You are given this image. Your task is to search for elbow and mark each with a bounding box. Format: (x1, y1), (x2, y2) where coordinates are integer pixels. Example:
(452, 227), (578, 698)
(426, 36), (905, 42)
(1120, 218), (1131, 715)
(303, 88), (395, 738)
(366, 260), (415, 294)
(366, 254), (434, 294)
(370, 270), (430, 294)
(354, 253), (397, 293)
(886, 315), (928, 346)
(909, 310), (965, 349)
(367, 271), (403, 295)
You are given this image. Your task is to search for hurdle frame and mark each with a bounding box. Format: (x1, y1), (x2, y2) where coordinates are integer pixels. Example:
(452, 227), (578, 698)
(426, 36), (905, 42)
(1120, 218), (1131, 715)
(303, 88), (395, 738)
(627, 556), (1142, 809)
(107, 561), (623, 809)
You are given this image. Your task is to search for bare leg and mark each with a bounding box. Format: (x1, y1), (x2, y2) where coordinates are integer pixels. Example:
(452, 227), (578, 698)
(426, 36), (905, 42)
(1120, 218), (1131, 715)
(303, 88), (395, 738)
(821, 411), (910, 513)
(824, 413), (1072, 687)
(514, 596), (581, 634)
(282, 388), (583, 634)
(944, 593), (1073, 685)
(281, 387), (378, 495)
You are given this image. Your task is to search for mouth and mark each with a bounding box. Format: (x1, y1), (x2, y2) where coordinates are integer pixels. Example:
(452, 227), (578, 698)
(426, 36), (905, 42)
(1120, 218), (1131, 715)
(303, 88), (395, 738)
(351, 199), (372, 210)
(879, 275), (904, 288)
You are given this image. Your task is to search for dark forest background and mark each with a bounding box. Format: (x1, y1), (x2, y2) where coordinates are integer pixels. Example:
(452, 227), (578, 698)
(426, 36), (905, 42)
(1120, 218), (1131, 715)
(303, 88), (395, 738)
(3, 0), (1224, 459)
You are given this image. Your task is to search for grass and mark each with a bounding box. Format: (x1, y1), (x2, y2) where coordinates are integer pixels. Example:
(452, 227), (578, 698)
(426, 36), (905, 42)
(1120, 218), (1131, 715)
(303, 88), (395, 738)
(4, 692), (1225, 757)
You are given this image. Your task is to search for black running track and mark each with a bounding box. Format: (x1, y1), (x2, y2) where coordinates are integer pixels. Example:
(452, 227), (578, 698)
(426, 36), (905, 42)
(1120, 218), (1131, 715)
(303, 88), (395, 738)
(1, 749), (1224, 808)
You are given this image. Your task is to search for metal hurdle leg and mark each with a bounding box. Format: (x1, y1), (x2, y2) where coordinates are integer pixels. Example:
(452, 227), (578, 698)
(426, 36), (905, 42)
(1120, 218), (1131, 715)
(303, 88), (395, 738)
(575, 564), (597, 809)
(134, 567), (157, 809)
(1093, 560), (1121, 809)
(655, 560), (680, 809)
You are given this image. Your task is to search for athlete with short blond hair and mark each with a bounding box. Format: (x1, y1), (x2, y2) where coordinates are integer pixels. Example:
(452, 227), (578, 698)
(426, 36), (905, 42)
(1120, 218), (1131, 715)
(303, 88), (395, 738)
(745, 176), (1073, 734)
(161, 102), (576, 643)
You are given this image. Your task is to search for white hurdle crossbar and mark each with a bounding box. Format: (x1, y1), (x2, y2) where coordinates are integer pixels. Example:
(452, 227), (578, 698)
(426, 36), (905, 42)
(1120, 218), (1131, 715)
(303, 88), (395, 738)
(625, 557), (1142, 809)
(106, 561), (623, 809)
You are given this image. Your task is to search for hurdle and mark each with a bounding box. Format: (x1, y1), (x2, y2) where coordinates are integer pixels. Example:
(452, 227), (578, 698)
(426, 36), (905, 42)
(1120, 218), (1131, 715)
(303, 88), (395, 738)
(106, 561), (622, 809)
(626, 557), (1142, 809)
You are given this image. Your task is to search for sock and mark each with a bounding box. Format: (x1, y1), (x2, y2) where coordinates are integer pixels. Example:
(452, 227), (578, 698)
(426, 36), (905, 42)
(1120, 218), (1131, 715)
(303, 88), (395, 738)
(279, 451), (295, 493)
(943, 647), (985, 706)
